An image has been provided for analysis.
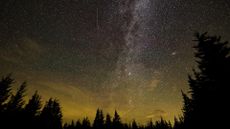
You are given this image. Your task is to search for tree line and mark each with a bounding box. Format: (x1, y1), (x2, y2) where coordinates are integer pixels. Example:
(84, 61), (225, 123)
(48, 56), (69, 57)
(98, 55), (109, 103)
(0, 33), (229, 129)
(0, 74), (176, 129)
(0, 76), (62, 129)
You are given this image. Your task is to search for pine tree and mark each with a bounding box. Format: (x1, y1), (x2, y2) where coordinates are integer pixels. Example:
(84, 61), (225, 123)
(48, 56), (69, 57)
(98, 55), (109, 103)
(5, 81), (27, 128)
(145, 120), (153, 129)
(93, 108), (104, 129)
(0, 74), (14, 110)
(7, 82), (27, 112)
(40, 98), (63, 129)
(25, 91), (42, 116)
(182, 33), (230, 129)
(0, 74), (14, 128)
(82, 117), (91, 129)
(131, 120), (138, 129)
(76, 119), (82, 129)
(105, 114), (112, 129)
(113, 110), (122, 129)
(24, 91), (42, 129)
(70, 120), (75, 129)
(153, 118), (172, 129)
(181, 91), (192, 128)
(173, 117), (183, 129)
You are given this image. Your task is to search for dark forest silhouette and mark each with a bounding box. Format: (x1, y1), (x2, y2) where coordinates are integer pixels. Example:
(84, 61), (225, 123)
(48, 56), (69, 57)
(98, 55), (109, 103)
(0, 33), (229, 129)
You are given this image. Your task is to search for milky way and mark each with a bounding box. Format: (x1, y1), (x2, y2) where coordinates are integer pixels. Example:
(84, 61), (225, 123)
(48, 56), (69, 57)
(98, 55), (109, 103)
(109, 0), (154, 114)
(0, 0), (230, 123)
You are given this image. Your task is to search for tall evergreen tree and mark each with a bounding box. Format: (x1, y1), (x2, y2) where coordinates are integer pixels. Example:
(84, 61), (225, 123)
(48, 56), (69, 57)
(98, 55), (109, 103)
(181, 91), (192, 128)
(0, 74), (14, 128)
(25, 91), (42, 116)
(113, 110), (122, 129)
(5, 81), (27, 128)
(182, 33), (230, 129)
(105, 114), (112, 129)
(40, 98), (63, 129)
(24, 91), (42, 129)
(76, 119), (82, 129)
(7, 82), (26, 112)
(153, 118), (172, 129)
(93, 109), (104, 129)
(173, 117), (183, 129)
(131, 120), (138, 129)
(82, 117), (91, 129)
(145, 120), (153, 129)
(0, 74), (14, 110)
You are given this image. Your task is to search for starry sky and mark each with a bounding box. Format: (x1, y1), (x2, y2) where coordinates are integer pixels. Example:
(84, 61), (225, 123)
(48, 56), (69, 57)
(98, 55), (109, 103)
(0, 0), (230, 123)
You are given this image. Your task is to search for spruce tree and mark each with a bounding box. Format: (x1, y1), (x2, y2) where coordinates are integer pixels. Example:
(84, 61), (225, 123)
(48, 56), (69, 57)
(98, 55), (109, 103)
(40, 98), (63, 129)
(182, 33), (230, 129)
(0, 74), (14, 110)
(105, 114), (112, 129)
(24, 91), (42, 129)
(113, 110), (122, 129)
(7, 82), (26, 112)
(93, 109), (104, 129)
(82, 117), (91, 129)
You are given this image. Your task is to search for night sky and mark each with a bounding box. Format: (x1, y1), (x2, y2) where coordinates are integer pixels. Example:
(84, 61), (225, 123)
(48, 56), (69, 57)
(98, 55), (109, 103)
(0, 0), (230, 123)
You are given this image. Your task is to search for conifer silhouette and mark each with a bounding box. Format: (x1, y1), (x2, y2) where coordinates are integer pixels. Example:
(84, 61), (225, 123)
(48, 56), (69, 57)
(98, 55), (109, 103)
(182, 32), (230, 129)
(93, 109), (104, 129)
(40, 98), (63, 129)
